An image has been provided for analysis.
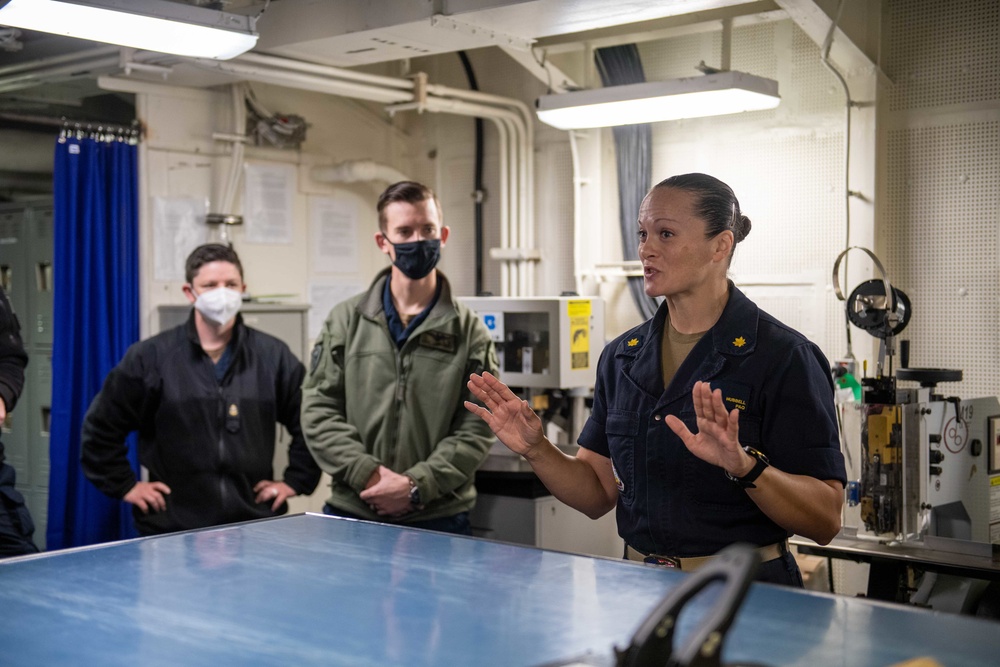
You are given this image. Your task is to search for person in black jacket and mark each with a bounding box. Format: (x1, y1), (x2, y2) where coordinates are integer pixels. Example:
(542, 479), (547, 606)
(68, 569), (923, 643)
(0, 285), (38, 557)
(81, 244), (321, 536)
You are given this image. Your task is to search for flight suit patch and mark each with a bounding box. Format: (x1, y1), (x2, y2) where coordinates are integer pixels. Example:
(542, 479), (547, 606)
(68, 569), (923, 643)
(418, 331), (457, 353)
(309, 342), (322, 374)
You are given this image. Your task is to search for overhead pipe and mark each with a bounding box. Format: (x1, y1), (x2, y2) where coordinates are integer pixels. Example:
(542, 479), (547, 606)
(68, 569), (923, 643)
(223, 82), (247, 215)
(0, 54), (120, 94)
(0, 47), (534, 295)
(198, 58), (521, 294)
(457, 51), (486, 297)
(569, 130), (584, 296)
(231, 51), (415, 91)
(415, 90), (534, 294)
(218, 58), (533, 231)
(423, 82), (535, 294)
(0, 45), (118, 77)
(191, 58), (413, 105)
(190, 53), (535, 296)
(310, 160), (410, 185)
(208, 82), (248, 243)
(196, 60), (521, 294)
(393, 97), (518, 294)
(404, 96), (531, 295)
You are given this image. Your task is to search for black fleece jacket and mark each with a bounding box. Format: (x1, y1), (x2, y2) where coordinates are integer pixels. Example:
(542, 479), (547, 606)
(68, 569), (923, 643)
(81, 312), (321, 535)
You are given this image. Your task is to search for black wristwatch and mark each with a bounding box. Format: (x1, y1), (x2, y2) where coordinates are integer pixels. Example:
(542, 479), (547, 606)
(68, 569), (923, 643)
(407, 476), (424, 509)
(725, 446), (769, 489)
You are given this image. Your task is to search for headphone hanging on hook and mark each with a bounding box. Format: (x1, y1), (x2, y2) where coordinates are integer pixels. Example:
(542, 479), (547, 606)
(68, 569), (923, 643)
(832, 246), (911, 339)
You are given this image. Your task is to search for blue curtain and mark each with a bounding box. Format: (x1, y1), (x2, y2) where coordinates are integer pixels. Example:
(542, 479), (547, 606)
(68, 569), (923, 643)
(47, 135), (140, 549)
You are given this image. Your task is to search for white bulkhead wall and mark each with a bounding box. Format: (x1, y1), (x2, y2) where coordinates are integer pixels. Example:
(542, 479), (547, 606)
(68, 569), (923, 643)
(133, 78), (434, 340)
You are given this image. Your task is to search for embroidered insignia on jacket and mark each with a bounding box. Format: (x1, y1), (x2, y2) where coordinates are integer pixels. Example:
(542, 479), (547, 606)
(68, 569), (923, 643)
(418, 331), (457, 353)
(732, 336), (747, 348)
(725, 396), (747, 411)
(611, 461), (625, 492)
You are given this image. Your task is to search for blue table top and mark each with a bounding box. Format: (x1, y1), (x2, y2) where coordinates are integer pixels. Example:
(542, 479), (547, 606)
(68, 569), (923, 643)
(2, 513), (998, 667)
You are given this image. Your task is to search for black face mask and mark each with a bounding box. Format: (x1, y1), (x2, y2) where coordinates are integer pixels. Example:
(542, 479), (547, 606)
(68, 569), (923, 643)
(390, 239), (441, 280)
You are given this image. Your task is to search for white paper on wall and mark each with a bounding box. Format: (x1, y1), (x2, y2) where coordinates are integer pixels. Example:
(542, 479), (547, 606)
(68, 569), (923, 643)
(310, 196), (360, 274)
(244, 163), (295, 244)
(153, 197), (208, 281)
(308, 281), (363, 340)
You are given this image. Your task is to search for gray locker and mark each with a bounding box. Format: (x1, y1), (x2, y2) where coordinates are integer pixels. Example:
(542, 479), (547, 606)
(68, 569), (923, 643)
(0, 208), (26, 323)
(0, 201), (52, 551)
(27, 352), (51, 488)
(25, 207), (54, 349)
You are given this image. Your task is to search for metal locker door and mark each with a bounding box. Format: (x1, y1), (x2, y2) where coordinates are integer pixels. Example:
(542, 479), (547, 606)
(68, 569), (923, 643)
(0, 207), (26, 333)
(0, 205), (29, 482)
(26, 206), (54, 349)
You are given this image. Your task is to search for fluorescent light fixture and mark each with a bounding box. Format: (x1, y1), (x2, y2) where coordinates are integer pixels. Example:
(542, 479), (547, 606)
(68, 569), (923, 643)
(0, 0), (258, 60)
(536, 71), (780, 130)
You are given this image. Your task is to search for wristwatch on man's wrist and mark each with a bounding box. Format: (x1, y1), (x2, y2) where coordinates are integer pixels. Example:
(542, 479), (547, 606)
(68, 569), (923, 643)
(407, 476), (424, 509)
(725, 446), (769, 489)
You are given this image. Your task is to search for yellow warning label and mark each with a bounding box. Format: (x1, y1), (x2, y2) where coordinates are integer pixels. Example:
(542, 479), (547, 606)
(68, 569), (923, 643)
(568, 300), (591, 370)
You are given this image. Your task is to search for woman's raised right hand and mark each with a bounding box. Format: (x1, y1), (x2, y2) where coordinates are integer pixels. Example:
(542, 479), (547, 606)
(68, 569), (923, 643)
(464, 371), (545, 458)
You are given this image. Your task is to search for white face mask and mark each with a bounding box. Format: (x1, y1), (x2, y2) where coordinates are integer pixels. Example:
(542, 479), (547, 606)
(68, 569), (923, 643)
(193, 287), (243, 326)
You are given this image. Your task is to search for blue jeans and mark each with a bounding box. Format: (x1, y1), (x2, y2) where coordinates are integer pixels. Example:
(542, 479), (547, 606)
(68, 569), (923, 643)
(322, 504), (472, 536)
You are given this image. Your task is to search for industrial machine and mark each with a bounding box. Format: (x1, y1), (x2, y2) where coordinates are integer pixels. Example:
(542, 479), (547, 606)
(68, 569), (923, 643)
(458, 296), (620, 557)
(459, 296), (605, 448)
(833, 247), (997, 547)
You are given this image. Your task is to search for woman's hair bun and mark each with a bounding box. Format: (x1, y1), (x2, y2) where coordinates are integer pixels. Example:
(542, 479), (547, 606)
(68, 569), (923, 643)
(733, 214), (752, 243)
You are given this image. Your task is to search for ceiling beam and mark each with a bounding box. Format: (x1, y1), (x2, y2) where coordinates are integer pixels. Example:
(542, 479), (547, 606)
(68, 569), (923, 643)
(533, 1), (782, 53)
(773, 0), (883, 78)
(499, 45), (578, 93)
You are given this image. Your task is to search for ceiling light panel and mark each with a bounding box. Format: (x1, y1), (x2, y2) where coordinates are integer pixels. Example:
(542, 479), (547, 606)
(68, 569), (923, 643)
(0, 0), (259, 60)
(536, 70), (780, 130)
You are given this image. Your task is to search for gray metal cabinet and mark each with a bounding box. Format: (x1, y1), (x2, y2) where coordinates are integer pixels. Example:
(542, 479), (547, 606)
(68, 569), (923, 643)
(0, 201), (53, 550)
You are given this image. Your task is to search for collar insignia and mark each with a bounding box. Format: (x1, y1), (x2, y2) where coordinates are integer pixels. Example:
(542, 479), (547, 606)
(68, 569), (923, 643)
(732, 336), (747, 348)
(626, 337), (641, 348)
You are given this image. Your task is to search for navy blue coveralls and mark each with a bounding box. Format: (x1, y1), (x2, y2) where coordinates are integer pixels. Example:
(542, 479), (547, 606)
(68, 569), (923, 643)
(579, 285), (847, 581)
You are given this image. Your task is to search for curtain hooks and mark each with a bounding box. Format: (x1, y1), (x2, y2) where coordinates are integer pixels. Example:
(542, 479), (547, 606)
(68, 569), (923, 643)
(56, 118), (144, 144)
